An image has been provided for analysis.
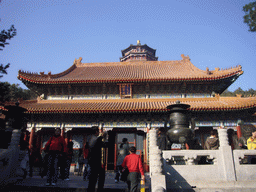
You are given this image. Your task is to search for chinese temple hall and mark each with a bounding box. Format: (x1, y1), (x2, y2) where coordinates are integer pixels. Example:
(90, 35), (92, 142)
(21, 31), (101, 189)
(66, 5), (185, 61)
(17, 41), (256, 171)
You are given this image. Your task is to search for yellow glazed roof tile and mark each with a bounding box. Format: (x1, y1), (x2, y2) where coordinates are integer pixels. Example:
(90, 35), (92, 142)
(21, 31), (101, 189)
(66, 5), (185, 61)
(18, 56), (243, 84)
(19, 96), (256, 113)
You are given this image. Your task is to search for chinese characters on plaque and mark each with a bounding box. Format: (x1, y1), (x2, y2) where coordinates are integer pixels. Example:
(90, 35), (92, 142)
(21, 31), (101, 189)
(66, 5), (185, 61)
(120, 84), (132, 98)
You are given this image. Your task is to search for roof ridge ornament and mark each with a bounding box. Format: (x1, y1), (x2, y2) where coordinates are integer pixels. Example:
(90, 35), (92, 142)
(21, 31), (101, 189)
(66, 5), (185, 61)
(181, 54), (190, 61)
(206, 67), (212, 75)
(73, 57), (83, 65)
(48, 71), (52, 79)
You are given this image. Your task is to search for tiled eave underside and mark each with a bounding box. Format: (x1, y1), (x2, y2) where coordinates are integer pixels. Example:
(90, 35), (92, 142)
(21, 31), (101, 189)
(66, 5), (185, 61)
(20, 99), (256, 114)
(18, 72), (241, 85)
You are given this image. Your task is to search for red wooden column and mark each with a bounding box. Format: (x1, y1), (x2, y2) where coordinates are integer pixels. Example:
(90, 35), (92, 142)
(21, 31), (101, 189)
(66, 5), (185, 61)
(65, 128), (69, 144)
(237, 125), (242, 139)
(61, 127), (65, 137)
(29, 126), (35, 151)
(23, 131), (28, 141)
(237, 119), (243, 139)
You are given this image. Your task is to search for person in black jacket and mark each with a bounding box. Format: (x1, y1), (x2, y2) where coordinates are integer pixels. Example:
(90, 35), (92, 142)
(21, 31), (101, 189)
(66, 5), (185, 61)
(87, 126), (107, 192)
(157, 127), (167, 150)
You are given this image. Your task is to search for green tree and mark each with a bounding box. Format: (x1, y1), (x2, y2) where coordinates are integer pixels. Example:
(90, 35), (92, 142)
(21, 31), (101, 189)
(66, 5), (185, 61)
(243, 1), (256, 32)
(234, 87), (245, 96)
(246, 88), (256, 96)
(0, 82), (11, 102)
(221, 88), (256, 97)
(220, 89), (235, 97)
(0, 25), (17, 77)
(0, 82), (37, 103)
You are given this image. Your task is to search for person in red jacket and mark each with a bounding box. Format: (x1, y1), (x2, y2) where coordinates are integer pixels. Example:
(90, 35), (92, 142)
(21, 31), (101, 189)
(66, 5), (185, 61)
(44, 128), (66, 186)
(121, 146), (145, 192)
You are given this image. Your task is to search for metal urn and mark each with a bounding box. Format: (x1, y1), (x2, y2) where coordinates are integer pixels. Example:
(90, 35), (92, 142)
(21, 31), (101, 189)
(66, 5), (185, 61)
(166, 101), (193, 148)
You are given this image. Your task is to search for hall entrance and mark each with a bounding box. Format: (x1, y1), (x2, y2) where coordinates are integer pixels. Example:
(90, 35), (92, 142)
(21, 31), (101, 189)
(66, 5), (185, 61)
(106, 128), (147, 171)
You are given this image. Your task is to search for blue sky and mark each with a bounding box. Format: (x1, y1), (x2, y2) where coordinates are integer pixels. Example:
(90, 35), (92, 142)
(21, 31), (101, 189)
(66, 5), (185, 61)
(1, 0), (255, 91)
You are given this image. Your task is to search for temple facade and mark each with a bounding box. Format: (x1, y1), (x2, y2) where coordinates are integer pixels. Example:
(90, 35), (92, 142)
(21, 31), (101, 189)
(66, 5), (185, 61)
(17, 41), (256, 171)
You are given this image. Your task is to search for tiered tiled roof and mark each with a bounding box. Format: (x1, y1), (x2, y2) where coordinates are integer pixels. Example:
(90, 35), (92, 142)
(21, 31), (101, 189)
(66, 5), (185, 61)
(17, 55), (243, 85)
(121, 42), (157, 56)
(19, 96), (256, 114)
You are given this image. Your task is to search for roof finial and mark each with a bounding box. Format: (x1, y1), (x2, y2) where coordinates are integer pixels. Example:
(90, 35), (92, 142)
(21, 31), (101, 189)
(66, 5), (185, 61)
(137, 40), (141, 45)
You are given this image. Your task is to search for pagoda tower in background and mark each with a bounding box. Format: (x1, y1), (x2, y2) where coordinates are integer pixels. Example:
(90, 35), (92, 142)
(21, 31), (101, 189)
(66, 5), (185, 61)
(120, 40), (158, 62)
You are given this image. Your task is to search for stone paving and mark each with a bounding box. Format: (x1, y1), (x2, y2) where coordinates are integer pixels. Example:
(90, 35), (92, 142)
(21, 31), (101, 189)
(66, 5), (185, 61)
(3, 171), (256, 192)
(3, 172), (151, 192)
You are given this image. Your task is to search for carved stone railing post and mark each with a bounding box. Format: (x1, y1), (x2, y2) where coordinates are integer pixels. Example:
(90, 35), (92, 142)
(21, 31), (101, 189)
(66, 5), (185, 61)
(0, 128), (22, 185)
(217, 128), (236, 181)
(0, 104), (27, 186)
(149, 128), (163, 175)
(218, 128), (229, 147)
(149, 127), (166, 192)
(8, 129), (22, 178)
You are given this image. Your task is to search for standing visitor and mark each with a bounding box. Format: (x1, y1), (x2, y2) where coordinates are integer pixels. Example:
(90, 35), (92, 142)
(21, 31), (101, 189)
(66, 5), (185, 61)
(157, 127), (167, 150)
(247, 130), (256, 164)
(78, 148), (85, 176)
(29, 146), (43, 178)
(227, 128), (247, 150)
(87, 126), (107, 192)
(44, 128), (66, 186)
(63, 141), (73, 180)
(204, 130), (219, 150)
(121, 146), (145, 192)
(115, 138), (129, 183)
(237, 137), (247, 149)
(83, 142), (90, 181)
(20, 139), (30, 179)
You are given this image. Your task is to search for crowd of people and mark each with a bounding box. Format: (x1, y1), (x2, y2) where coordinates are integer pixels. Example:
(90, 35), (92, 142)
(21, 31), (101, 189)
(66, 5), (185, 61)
(19, 126), (256, 191)
(20, 126), (145, 192)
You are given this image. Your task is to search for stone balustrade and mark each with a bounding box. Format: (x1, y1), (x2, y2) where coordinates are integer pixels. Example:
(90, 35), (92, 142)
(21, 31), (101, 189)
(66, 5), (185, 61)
(162, 149), (256, 189)
(0, 129), (23, 186)
(149, 128), (256, 191)
(233, 149), (256, 181)
(163, 150), (218, 165)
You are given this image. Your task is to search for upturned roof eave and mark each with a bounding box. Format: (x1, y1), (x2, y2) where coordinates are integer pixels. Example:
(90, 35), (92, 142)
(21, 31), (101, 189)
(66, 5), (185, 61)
(23, 105), (256, 114)
(17, 71), (242, 85)
(18, 95), (256, 114)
